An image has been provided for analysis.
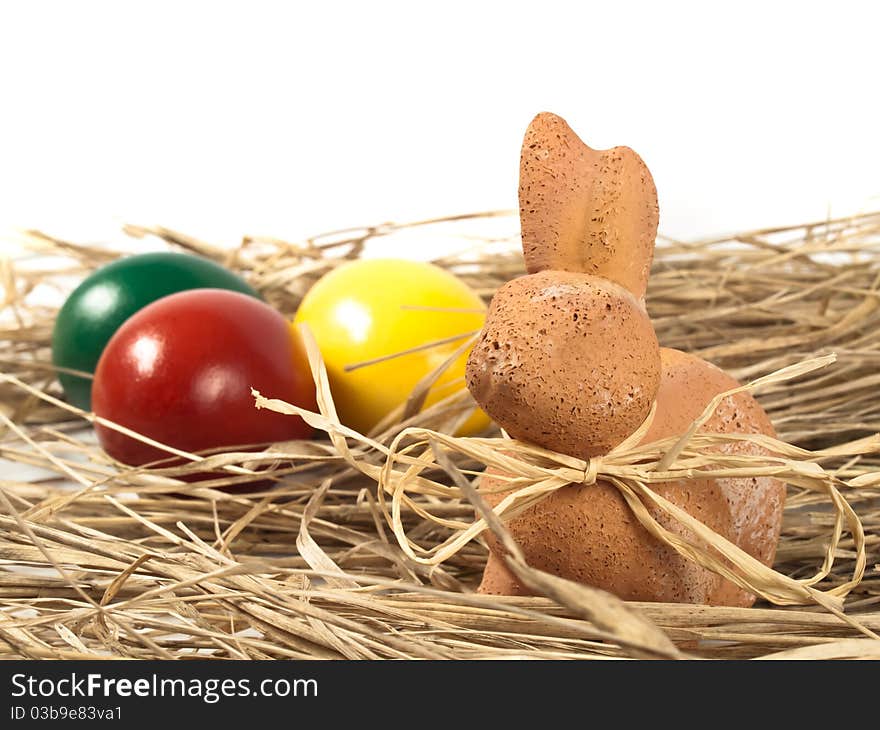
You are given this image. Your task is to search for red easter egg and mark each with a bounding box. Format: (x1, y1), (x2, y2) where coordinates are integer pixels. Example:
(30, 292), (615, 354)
(92, 289), (315, 474)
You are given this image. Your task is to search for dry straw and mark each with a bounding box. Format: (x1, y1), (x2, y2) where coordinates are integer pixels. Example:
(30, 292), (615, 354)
(1, 210), (880, 659)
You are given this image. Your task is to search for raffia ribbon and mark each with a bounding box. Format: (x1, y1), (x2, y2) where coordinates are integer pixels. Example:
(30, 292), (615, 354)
(255, 332), (875, 615)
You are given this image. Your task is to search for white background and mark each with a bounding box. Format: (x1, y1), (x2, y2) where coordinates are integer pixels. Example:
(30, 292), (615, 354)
(0, 1), (878, 250)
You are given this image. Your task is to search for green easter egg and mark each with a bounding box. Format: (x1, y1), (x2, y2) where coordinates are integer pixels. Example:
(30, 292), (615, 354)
(51, 252), (261, 410)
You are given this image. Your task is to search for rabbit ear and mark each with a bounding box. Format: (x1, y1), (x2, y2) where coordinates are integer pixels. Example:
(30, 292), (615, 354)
(519, 112), (659, 299)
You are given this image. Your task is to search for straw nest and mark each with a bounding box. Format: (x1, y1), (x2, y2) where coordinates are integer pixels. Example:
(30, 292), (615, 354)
(2, 211), (880, 660)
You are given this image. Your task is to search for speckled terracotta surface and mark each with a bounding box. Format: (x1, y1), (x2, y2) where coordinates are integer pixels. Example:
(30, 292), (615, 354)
(465, 270), (660, 459)
(471, 111), (784, 606)
(478, 348), (785, 607)
(519, 112), (659, 299)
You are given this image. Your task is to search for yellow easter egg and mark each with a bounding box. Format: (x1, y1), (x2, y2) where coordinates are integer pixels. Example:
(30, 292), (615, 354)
(294, 258), (490, 435)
